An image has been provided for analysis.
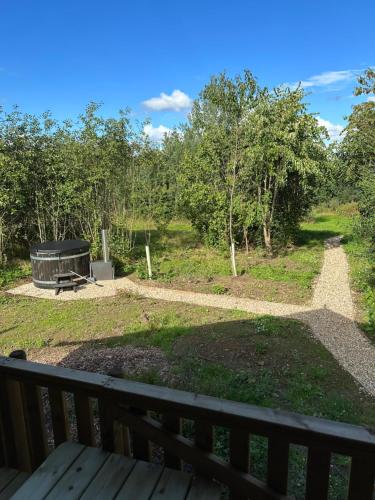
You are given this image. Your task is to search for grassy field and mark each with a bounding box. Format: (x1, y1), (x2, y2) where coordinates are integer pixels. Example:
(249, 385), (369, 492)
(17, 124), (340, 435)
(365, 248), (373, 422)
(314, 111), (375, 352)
(127, 221), (325, 305)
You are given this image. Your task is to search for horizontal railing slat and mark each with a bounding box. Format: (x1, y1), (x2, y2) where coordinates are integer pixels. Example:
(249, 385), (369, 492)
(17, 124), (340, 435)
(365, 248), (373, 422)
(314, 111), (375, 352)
(0, 357), (374, 457)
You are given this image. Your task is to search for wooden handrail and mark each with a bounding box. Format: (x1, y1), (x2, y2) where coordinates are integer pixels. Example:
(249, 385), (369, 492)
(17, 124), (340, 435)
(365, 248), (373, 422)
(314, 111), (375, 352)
(0, 356), (374, 455)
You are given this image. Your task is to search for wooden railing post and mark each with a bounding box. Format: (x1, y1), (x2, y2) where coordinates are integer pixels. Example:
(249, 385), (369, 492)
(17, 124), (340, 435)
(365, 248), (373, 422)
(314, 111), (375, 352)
(108, 368), (148, 460)
(348, 453), (375, 500)
(99, 398), (115, 452)
(5, 351), (32, 471)
(20, 381), (48, 469)
(74, 391), (95, 446)
(129, 407), (151, 461)
(8, 351), (48, 471)
(195, 420), (213, 478)
(162, 414), (181, 470)
(0, 373), (18, 468)
(305, 446), (331, 500)
(48, 388), (70, 447)
(267, 437), (289, 495)
(229, 429), (250, 500)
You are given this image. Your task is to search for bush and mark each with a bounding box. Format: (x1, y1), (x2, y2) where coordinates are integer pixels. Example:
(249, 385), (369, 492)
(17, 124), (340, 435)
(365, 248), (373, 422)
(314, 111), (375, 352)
(212, 283), (228, 295)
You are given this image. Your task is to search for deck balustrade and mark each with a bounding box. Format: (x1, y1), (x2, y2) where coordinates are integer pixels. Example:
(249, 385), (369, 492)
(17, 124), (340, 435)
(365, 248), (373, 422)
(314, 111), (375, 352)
(0, 355), (374, 499)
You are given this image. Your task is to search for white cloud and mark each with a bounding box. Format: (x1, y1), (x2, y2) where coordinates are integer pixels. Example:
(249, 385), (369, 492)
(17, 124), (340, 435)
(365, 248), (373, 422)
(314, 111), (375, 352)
(299, 70), (359, 88)
(317, 117), (344, 142)
(144, 123), (172, 142)
(286, 69), (360, 91)
(143, 89), (192, 111)
(368, 96), (375, 102)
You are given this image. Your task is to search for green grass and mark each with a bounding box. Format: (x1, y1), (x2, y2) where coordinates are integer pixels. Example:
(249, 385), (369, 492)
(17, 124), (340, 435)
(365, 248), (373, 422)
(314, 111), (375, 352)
(0, 261), (31, 289)
(126, 218), (334, 304)
(343, 234), (375, 342)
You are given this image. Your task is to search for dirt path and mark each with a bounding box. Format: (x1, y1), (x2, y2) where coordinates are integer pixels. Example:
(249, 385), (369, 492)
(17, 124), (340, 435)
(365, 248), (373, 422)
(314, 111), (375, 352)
(8, 237), (375, 396)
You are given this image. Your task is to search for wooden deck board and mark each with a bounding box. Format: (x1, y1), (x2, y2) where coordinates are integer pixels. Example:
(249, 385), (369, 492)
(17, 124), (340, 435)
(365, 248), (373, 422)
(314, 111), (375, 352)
(115, 461), (163, 499)
(0, 472), (29, 500)
(12, 442), (84, 500)
(80, 452), (136, 500)
(0, 468), (18, 493)
(10, 444), (221, 500)
(187, 477), (222, 500)
(45, 446), (110, 499)
(150, 468), (192, 499)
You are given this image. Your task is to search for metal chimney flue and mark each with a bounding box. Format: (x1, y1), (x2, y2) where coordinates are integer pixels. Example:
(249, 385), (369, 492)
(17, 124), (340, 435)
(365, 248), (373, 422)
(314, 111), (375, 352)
(91, 229), (114, 281)
(101, 229), (109, 262)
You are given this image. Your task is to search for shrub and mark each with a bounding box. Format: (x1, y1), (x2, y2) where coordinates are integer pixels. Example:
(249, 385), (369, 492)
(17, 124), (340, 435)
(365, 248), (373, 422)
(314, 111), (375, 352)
(212, 283), (228, 295)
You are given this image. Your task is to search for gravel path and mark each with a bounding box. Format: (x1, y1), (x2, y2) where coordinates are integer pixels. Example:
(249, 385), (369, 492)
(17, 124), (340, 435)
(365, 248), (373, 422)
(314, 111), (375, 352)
(8, 237), (375, 396)
(294, 237), (375, 396)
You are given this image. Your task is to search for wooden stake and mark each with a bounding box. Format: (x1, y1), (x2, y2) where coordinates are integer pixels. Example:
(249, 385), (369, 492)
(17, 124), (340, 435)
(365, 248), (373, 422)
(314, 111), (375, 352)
(230, 242), (237, 277)
(145, 245), (152, 279)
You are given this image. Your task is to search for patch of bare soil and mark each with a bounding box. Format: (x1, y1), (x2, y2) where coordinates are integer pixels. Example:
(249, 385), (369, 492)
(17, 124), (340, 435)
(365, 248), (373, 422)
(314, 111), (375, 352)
(28, 345), (170, 380)
(130, 274), (308, 305)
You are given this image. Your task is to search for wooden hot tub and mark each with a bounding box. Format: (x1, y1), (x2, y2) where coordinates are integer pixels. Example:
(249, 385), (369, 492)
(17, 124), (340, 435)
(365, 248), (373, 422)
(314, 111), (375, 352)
(30, 240), (90, 289)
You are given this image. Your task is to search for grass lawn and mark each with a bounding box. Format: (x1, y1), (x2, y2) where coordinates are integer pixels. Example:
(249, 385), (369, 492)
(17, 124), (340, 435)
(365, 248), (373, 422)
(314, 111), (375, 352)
(0, 290), (374, 498)
(3, 291), (373, 429)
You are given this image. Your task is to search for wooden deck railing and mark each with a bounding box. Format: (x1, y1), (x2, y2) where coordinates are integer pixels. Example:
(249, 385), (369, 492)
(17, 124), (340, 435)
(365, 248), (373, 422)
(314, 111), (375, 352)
(0, 355), (374, 499)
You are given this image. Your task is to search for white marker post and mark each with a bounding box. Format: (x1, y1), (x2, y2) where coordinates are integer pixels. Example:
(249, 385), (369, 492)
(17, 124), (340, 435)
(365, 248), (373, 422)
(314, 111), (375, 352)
(230, 242), (237, 277)
(145, 244), (152, 279)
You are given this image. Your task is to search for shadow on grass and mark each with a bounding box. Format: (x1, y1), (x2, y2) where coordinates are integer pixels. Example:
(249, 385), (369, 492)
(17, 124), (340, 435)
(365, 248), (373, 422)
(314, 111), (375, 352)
(295, 229), (341, 247)
(50, 309), (374, 499)
(53, 309), (374, 424)
(131, 228), (198, 256)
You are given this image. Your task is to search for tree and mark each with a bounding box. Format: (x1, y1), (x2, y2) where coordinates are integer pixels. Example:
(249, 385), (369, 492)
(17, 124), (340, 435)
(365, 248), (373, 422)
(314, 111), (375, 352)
(180, 70), (259, 274)
(242, 87), (327, 252)
(341, 68), (375, 245)
(179, 72), (326, 256)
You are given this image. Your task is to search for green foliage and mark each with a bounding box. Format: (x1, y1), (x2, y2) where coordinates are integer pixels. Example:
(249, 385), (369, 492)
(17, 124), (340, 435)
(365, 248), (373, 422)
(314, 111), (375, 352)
(0, 103), (179, 263)
(211, 283), (228, 295)
(178, 70), (327, 253)
(339, 68), (375, 246)
(0, 261), (31, 288)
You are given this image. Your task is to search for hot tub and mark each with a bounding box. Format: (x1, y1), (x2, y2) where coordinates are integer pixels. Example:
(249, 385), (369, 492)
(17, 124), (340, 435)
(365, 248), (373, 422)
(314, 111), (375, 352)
(30, 240), (90, 289)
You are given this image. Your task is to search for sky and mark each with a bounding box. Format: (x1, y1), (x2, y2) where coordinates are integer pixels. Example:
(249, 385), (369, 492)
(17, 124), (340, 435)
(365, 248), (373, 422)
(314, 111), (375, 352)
(1, 0), (374, 142)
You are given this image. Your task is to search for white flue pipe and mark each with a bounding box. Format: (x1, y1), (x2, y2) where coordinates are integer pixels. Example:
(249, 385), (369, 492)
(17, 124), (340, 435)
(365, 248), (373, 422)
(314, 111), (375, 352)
(102, 229), (109, 262)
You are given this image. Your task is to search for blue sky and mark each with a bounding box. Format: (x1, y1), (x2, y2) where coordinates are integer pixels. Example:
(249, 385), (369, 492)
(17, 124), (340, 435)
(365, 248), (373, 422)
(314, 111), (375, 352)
(1, 0), (374, 141)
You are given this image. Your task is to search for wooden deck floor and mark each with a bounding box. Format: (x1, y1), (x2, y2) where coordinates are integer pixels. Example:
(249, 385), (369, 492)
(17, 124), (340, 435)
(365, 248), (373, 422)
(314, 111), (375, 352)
(9, 442), (221, 499)
(0, 468), (29, 500)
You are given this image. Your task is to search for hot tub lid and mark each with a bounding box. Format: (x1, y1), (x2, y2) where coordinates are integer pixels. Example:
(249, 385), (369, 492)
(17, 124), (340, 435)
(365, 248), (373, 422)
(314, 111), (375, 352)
(30, 239), (90, 256)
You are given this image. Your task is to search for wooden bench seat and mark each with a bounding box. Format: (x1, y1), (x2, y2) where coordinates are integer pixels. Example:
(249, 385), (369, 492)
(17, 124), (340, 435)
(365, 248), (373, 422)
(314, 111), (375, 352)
(11, 442), (221, 500)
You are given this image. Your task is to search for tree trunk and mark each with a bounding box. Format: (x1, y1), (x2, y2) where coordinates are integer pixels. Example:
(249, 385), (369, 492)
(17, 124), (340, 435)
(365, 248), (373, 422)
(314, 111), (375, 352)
(243, 227), (249, 255)
(263, 222), (272, 254)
